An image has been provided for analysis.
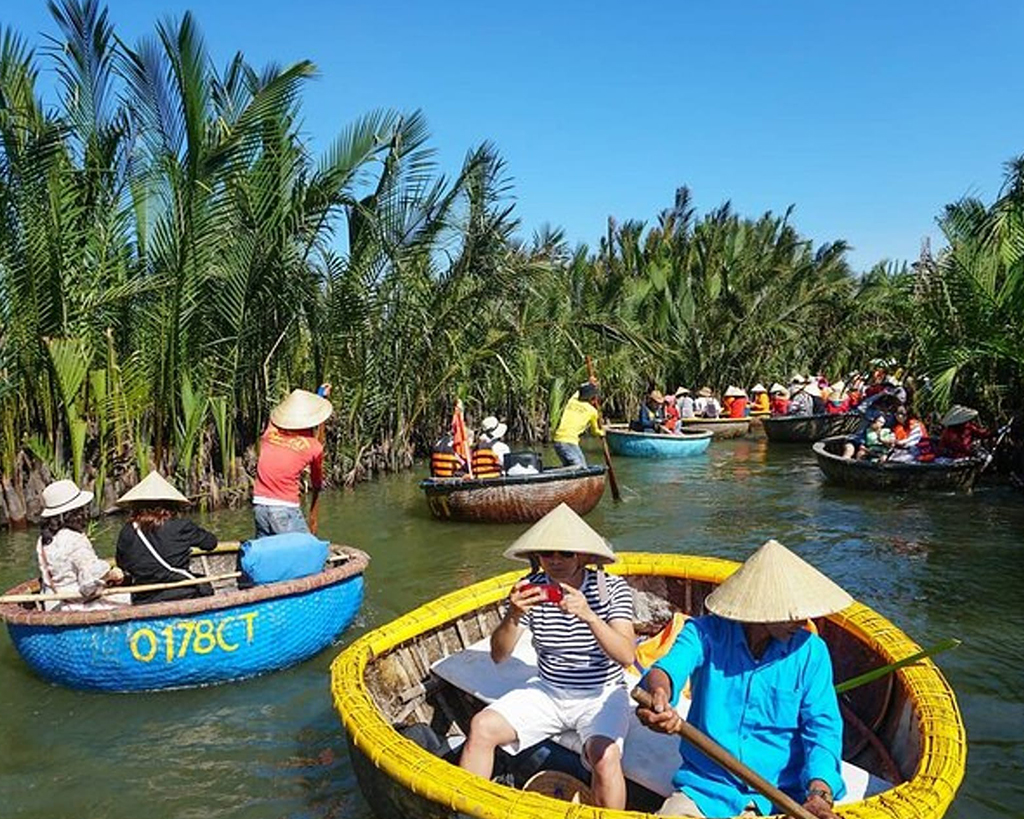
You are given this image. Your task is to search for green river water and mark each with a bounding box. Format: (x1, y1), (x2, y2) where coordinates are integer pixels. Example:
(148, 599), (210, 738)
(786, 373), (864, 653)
(1, 438), (1021, 819)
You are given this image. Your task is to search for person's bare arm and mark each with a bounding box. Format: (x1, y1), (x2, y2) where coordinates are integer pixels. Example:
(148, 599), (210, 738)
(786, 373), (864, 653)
(490, 581), (544, 663)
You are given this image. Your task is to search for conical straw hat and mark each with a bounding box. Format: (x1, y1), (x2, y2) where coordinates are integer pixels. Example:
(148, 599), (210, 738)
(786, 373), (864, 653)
(270, 389), (333, 430)
(704, 539), (853, 622)
(116, 471), (190, 506)
(941, 405), (978, 427)
(503, 503), (616, 565)
(750, 383), (767, 393)
(803, 381), (822, 397)
(724, 385), (746, 398)
(769, 382), (786, 395)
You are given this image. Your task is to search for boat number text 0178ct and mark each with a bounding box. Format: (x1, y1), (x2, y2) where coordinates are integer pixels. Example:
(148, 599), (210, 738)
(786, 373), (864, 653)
(128, 612), (259, 663)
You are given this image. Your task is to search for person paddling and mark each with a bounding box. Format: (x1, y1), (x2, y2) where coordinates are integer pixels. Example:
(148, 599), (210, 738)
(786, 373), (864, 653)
(253, 388), (333, 537)
(552, 383), (606, 467)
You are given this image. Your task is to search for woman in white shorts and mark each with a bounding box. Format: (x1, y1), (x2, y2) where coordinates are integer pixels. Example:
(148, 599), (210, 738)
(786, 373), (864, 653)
(458, 504), (636, 809)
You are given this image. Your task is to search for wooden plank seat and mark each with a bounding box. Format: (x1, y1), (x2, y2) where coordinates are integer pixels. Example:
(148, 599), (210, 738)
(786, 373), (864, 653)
(431, 632), (892, 803)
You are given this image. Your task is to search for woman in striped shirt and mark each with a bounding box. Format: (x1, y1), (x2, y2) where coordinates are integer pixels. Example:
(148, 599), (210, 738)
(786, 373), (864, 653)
(458, 504), (635, 808)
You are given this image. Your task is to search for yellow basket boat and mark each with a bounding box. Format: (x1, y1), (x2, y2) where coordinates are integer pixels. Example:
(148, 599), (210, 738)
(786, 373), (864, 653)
(330, 553), (965, 819)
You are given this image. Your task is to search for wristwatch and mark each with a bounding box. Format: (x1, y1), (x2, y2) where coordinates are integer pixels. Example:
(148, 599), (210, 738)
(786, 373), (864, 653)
(807, 787), (834, 806)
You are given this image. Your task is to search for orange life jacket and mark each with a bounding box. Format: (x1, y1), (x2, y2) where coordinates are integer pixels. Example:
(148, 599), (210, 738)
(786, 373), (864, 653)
(431, 438), (463, 478)
(471, 444), (502, 478)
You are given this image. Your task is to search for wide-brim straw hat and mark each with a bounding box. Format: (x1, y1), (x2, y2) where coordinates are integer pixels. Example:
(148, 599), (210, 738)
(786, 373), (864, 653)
(803, 382), (822, 397)
(705, 539), (853, 623)
(40, 479), (94, 518)
(942, 405), (978, 427)
(649, 389), (665, 403)
(769, 382), (786, 395)
(503, 503), (617, 565)
(116, 471), (190, 506)
(724, 385), (746, 398)
(481, 415), (508, 440)
(675, 387), (691, 396)
(270, 389), (333, 430)
(697, 386), (713, 397)
(523, 770), (593, 805)
(750, 383), (767, 393)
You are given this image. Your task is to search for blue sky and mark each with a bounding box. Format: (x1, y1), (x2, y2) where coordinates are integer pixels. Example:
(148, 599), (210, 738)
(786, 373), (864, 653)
(7, 0), (1024, 270)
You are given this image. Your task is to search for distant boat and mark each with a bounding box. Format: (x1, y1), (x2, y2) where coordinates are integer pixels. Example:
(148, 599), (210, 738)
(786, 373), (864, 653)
(814, 436), (987, 492)
(605, 425), (713, 458)
(763, 412), (863, 442)
(330, 551), (965, 819)
(0, 544), (368, 691)
(679, 417), (750, 438)
(420, 466), (606, 523)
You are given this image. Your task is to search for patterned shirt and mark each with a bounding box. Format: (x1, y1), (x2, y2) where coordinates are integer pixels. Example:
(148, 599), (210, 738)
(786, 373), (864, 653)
(521, 568), (633, 687)
(253, 425), (324, 506)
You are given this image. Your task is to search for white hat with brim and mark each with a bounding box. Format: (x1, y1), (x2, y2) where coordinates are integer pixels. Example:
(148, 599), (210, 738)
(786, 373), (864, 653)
(803, 382), (822, 397)
(116, 471), (190, 506)
(40, 480), (94, 518)
(270, 389), (333, 430)
(790, 373), (807, 385)
(481, 416), (508, 440)
(675, 387), (691, 396)
(750, 383), (767, 393)
(705, 539), (853, 623)
(503, 503), (616, 565)
(769, 382), (786, 395)
(942, 405), (978, 427)
(724, 386), (746, 398)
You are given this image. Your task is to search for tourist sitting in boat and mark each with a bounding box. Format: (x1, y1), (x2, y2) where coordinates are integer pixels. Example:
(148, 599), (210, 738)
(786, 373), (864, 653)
(430, 432), (467, 477)
(472, 416), (509, 478)
(787, 379), (817, 417)
(749, 383), (769, 415)
(723, 386), (748, 418)
(694, 387), (721, 418)
(663, 392), (681, 432)
(858, 414), (896, 460)
(888, 405), (932, 463)
(825, 381), (851, 414)
(636, 539), (850, 819)
(253, 387), (333, 537)
(115, 472), (219, 604)
(552, 382), (605, 467)
(936, 405), (992, 460)
(676, 387), (696, 419)
(36, 480), (128, 611)
(458, 504), (635, 809)
(633, 389), (669, 432)
(768, 383), (790, 415)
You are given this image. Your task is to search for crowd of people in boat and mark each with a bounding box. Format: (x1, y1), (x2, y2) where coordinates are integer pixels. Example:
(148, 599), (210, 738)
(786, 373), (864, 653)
(33, 386), (337, 612)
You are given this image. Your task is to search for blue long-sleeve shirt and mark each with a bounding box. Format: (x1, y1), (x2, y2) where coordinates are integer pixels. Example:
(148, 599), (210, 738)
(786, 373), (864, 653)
(650, 615), (846, 817)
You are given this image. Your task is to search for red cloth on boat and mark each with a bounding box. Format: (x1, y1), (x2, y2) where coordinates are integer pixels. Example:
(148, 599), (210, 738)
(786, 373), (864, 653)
(770, 397), (790, 415)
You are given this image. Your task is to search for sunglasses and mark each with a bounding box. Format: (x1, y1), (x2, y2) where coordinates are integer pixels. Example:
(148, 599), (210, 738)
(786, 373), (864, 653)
(536, 550), (575, 559)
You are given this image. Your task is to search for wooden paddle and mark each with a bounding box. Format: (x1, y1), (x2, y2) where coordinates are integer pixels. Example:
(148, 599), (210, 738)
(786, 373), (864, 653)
(585, 356), (622, 502)
(631, 687), (819, 819)
(0, 572), (241, 604)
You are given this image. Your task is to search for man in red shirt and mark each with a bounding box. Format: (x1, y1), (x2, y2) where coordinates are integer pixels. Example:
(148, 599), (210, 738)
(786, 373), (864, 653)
(253, 388), (333, 537)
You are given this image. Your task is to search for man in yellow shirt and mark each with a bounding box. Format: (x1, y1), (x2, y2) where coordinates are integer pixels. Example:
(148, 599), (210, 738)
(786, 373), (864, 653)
(552, 383), (605, 467)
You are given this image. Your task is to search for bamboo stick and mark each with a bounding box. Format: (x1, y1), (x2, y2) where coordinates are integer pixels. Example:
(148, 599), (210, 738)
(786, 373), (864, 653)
(0, 572), (240, 605)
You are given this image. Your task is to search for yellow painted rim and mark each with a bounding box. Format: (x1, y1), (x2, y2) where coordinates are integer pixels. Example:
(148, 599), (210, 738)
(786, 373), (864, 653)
(330, 552), (966, 819)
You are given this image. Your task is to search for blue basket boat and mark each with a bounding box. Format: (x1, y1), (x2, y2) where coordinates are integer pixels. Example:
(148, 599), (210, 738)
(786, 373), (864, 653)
(605, 424), (713, 458)
(0, 545), (368, 692)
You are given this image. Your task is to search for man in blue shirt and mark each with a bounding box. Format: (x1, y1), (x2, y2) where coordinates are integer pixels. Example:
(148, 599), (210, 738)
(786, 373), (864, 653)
(637, 539), (851, 818)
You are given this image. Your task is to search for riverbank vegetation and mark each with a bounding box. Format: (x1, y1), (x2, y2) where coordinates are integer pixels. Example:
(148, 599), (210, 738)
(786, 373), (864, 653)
(2, 1), (1022, 523)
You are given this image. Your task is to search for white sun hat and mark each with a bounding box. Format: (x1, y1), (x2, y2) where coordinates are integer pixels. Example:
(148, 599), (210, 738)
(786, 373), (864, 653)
(270, 389), (333, 430)
(750, 383), (767, 393)
(116, 471), (190, 506)
(705, 539), (853, 622)
(40, 479), (94, 518)
(503, 503), (616, 565)
(724, 385), (747, 398)
(803, 381), (822, 398)
(941, 405), (978, 427)
(481, 416), (508, 440)
(769, 382), (786, 395)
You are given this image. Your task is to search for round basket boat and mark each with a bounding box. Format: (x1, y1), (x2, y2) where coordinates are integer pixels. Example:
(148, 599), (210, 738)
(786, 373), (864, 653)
(814, 437), (987, 492)
(678, 417), (751, 439)
(0, 544), (368, 691)
(420, 466), (606, 524)
(763, 412), (863, 443)
(605, 425), (713, 458)
(331, 552), (965, 819)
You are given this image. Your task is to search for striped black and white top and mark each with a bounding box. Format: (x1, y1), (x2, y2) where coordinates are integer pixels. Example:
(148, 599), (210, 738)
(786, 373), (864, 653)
(520, 569), (634, 688)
